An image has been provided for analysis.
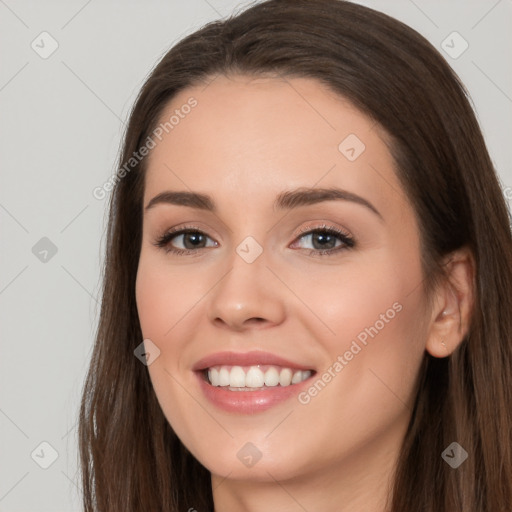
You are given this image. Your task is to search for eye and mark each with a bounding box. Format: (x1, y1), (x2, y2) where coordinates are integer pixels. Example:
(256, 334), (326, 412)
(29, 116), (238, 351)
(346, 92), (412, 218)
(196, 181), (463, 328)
(153, 223), (355, 257)
(291, 224), (355, 256)
(153, 225), (217, 255)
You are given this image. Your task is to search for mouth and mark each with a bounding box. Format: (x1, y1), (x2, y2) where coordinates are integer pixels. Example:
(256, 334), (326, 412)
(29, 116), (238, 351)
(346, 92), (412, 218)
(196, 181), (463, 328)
(192, 350), (317, 412)
(200, 364), (316, 391)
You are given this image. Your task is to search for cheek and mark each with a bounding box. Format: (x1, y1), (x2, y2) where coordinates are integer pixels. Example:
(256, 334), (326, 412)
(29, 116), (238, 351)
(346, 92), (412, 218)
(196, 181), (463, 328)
(136, 269), (168, 343)
(135, 256), (209, 451)
(294, 251), (422, 346)
(135, 253), (207, 340)
(288, 258), (427, 465)
(301, 244), (427, 403)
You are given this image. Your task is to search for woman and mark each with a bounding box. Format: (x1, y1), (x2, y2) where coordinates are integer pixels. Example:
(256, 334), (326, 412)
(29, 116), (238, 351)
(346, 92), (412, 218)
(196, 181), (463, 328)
(78, 0), (512, 510)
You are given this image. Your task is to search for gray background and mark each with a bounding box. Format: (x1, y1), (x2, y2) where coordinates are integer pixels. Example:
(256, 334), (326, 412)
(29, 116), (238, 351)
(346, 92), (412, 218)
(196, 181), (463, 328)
(0, 0), (510, 510)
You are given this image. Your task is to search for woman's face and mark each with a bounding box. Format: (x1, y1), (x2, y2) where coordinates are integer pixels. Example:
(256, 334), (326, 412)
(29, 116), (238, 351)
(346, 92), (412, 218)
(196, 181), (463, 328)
(136, 75), (430, 485)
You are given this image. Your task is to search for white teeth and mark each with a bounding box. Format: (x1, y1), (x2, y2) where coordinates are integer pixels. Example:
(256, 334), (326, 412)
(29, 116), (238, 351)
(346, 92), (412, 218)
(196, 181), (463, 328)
(230, 366), (246, 387)
(207, 365), (313, 388)
(291, 370), (302, 384)
(218, 367), (230, 386)
(264, 367), (280, 386)
(209, 367), (219, 385)
(279, 368), (293, 386)
(246, 367), (265, 388)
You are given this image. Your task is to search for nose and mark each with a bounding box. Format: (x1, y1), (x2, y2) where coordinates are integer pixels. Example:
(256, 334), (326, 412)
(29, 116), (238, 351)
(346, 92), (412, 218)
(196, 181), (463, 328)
(206, 250), (286, 332)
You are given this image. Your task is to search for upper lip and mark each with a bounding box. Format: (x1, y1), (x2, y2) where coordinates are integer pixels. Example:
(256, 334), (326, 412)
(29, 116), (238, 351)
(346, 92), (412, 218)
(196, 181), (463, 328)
(192, 350), (315, 371)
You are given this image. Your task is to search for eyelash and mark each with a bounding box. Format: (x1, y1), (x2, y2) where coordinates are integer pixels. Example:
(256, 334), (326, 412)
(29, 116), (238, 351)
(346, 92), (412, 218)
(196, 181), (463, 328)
(153, 223), (355, 257)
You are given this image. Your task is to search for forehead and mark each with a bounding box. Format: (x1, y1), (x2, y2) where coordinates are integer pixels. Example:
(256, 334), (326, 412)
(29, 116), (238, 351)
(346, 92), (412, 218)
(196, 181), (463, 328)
(143, 74), (407, 216)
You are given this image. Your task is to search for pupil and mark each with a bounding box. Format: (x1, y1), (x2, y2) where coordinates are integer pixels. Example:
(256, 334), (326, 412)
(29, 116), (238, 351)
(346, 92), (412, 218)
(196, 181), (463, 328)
(184, 233), (204, 249)
(313, 233), (335, 250)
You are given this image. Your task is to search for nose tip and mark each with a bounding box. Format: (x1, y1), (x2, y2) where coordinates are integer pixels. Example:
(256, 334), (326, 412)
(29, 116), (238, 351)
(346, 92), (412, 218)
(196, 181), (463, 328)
(206, 248), (287, 332)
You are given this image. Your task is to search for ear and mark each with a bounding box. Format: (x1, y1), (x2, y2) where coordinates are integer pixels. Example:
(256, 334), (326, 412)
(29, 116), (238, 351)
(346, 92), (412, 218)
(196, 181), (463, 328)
(425, 246), (475, 358)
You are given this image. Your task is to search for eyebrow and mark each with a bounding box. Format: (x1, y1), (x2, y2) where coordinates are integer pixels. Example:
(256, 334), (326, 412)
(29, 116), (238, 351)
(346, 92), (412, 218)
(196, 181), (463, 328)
(144, 187), (383, 221)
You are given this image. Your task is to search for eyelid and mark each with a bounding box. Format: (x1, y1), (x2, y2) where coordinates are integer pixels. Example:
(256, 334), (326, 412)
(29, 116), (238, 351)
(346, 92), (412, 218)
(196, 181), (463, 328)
(158, 220), (352, 240)
(155, 222), (220, 241)
(294, 222), (352, 239)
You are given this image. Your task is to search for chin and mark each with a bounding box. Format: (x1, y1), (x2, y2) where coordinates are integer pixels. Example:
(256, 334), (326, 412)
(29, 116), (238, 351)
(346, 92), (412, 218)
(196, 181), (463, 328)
(186, 435), (314, 483)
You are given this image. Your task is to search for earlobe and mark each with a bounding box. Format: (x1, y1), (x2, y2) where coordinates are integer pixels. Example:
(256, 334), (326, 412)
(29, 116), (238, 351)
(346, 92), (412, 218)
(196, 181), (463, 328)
(425, 247), (475, 358)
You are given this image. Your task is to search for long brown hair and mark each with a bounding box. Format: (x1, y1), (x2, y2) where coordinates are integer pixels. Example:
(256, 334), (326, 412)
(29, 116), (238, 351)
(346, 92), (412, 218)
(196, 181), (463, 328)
(78, 1), (512, 510)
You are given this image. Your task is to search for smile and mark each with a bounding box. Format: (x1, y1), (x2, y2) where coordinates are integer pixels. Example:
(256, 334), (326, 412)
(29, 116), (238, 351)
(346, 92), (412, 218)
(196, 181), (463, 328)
(193, 350), (317, 413)
(205, 364), (313, 390)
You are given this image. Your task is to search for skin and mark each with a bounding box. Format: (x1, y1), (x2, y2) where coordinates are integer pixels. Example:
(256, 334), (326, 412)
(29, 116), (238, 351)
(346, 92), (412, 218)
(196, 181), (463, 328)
(135, 75), (474, 512)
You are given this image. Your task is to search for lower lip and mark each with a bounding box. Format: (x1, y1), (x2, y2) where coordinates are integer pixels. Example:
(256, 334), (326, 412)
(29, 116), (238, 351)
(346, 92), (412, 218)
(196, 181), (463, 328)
(195, 371), (314, 414)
